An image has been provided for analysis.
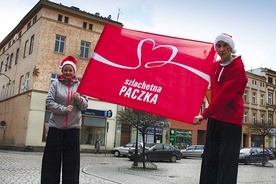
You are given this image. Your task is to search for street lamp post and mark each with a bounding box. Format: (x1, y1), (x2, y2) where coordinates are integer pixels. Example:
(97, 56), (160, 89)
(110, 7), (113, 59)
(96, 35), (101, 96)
(133, 121), (139, 167)
(0, 73), (11, 84)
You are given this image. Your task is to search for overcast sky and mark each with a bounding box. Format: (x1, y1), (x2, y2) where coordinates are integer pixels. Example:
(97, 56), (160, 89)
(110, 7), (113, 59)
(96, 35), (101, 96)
(1, 0), (276, 71)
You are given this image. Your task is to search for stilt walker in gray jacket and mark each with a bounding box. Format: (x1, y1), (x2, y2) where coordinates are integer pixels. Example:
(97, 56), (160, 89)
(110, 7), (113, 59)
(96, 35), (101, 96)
(41, 55), (88, 184)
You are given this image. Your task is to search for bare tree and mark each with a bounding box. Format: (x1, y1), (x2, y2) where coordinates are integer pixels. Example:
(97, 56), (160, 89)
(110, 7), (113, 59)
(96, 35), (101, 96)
(246, 121), (276, 166)
(246, 121), (276, 146)
(117, 108), (168, 168)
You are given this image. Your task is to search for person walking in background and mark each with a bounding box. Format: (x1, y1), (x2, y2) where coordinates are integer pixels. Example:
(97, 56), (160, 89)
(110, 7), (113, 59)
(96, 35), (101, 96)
(41, 55), (88, 184)
(193, 33), (247, 184)
(95, 139), (101, 154)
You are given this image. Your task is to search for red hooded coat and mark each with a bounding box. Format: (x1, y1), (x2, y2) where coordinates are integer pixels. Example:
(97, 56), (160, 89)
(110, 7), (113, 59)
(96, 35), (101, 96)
(202, 56), (248, 126)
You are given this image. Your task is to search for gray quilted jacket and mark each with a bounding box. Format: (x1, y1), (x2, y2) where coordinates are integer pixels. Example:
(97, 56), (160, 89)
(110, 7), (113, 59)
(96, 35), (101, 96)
(46, 76), (88, 129)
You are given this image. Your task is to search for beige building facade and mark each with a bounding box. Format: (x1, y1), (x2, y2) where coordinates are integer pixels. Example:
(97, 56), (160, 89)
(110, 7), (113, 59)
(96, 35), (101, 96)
(243, 68), (276, 148)
(0, 0), (123, 151)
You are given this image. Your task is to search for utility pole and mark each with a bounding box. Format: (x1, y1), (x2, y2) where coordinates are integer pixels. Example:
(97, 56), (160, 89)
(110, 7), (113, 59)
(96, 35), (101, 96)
(117, 8), (123, 22)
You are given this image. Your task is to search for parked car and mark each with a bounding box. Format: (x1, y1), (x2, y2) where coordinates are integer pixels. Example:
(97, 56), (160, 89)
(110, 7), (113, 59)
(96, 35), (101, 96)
(265, 148), (275, 160)
(239, 147), (274, 165)
(111, 142), (143, 157)
(181, 145), (204, 158)
(127, 143), (182, 163)
(269, 147), (276, 156)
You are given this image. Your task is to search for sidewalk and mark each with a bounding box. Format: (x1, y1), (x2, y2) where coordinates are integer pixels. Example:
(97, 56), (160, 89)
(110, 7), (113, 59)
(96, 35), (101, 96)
(83, 154), (201, 184)
(82, 154), (276, 184)
(0, 150), (276, 183)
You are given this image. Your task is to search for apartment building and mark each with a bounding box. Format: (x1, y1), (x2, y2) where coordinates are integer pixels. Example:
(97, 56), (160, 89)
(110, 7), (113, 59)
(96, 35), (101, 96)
(244, 68), (276, 148)
(0, 0), (124, 151)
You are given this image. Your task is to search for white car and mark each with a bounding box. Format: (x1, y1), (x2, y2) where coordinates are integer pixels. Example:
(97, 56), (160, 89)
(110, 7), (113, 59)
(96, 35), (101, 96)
(111, 142), (143, 157)
(181, 145), (204, 158)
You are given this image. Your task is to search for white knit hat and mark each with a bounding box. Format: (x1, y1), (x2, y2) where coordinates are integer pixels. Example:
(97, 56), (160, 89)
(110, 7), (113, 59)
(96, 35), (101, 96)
(214, 33), (236, 54)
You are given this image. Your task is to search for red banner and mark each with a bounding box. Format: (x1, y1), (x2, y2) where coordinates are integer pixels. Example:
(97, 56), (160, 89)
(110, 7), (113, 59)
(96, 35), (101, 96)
(77, 24), (216, 124)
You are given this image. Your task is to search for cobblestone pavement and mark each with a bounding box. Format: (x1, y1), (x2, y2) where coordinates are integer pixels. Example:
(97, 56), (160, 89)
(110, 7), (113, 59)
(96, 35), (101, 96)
(1, 150), (276, 184)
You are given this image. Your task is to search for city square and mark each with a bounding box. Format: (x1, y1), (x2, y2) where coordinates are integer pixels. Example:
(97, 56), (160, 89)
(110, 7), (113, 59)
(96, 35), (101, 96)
(0, 150), (276, 184)
(0, 1), (276, 184)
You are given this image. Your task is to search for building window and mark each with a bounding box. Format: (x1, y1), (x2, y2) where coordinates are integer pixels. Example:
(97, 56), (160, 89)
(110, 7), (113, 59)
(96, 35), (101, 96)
(51, 73), (59, 84)
(138, 127), (163, 144)
(64, 16), (69, 23)
(89, 23), (93, 30)
(5, 83), (10, 98)
(21, 72), (30, 92)
(12, 36), (16, 44)
(27, 21), (31, 30)
(80, 41), (90, 59)
(54, 35), (66, 54)
(252, 113), (256, 123)
(261, 113), (265, 123)
(19, 75), (24, 93)
(252, 92), (256, 104)
(9, 54), (13, 69)
(24, 40), (29, 58)
(25, 72), (30, 91)
(5, 56), (9, 71)
(32, 15), (37, 24)
(169, 129), (192, 149)
(0, 61), (3, 72)
(260, 82), (265, 87)
(268, 93), (272, 105)
(81, 116), (106, 145)
(260, 94), (264, 105)
(29, 35), (35, 54)
(58, 14), (62, 21)
(15, 48), (19, 65)
(244, 90), (248, 102)
(268, 114), (273, 124)
(252, 79), (256, 85)
(244, 111), (248, 123)
(83, 22), (87, 29)
(268, 77), (273, 84)
(1, 85), (5, 100)
(10, 80), (15, 97)
(200, 102), (205, 114)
